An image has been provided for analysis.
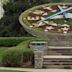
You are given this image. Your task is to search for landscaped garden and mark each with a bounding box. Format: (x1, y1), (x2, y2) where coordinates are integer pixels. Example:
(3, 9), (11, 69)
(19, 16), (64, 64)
(0, 0), (72, 71)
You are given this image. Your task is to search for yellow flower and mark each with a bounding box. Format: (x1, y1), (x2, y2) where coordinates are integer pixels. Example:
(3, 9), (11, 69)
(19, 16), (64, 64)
(58, 29), (61, 32)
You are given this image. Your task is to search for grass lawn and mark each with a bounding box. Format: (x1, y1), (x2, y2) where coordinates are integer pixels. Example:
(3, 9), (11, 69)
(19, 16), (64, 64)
(0, 70), (26, 72)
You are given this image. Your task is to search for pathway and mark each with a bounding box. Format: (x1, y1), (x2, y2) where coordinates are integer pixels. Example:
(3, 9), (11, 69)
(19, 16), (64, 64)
(0, 67), (72, 72)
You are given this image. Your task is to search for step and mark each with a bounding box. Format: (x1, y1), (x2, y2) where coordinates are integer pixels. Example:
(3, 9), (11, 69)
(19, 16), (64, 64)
(48, 46), (72, 49)
(43, 55), (72, 69)
(43, 65), (72, 69)
(47, 48), (72, 55)
(43, 55), (72, 58)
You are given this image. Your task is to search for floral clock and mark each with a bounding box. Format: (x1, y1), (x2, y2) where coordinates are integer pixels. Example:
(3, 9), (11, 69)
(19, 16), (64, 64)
(19, 3), (72, 37)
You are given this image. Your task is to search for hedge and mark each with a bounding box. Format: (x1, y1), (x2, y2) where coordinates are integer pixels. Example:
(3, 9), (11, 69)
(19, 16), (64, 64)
(1, 37), (47, 67)
(2, 48), (33, 67)
(0, 37), (34, 46)
(2, 48), (23, 67)
(0, 37), (47, 46)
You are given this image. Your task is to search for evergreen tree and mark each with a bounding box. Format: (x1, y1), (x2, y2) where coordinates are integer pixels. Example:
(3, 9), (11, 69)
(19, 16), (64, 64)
(0, 0), (50, 37)
(0, 0), (31, 37)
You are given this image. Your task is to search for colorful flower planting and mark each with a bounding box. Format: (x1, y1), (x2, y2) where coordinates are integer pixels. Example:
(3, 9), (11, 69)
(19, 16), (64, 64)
(22, 3), (72, 34)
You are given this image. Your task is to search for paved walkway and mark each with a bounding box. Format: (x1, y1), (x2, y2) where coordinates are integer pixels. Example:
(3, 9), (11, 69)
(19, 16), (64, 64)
(0, 67), (72, 72)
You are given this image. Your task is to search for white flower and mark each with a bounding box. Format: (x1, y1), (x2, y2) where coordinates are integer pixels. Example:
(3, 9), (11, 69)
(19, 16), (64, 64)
(43, 12), (48, 15)
(61, 27), (69, 31)
(44, 21), (49, 24)
(61, 27), (69, 34)
(30, 25), (33, 28)
(62, 6), (67, 9)
(44, 29), (48, 32)
(51, 23), (57, 26)
(63, 31), (67, 34)
(44, 7), (52, 10)
(46, 26), (54, 30)
(51, 10), (57, 12)
(33, 10), (44, 14)
(27, 16), (39, 20)
(41, 17), (45, 20)
(61, 24), (70, 27)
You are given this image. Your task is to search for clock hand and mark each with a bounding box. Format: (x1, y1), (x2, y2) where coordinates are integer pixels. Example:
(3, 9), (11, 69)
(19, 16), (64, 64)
(37, 7), (72, 23)
(58, 5), (68, 18)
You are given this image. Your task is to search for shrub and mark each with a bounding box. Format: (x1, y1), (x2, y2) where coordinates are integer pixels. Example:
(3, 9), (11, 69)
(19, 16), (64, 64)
(0, 37), (23, 46)
(20, 48), (34, 67)
(16, 40), (34, 67)
(2, 47), (33, 67)
(0, 37), (33, 46)
(2, 48), (23, 67)
(1, 37), (46, 67)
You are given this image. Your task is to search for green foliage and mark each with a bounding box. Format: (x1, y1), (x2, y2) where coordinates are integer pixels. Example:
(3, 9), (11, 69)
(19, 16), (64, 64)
(2, 48), (23, 67)
(0, 48), (8, 63)
(0, 0), (31, 37)
(0, 70), (25, 72)
(17, 37), (47, 48)
(2, 47), (33, 67)
(0, 37), (29, 46)
(0, 37), (46, 46)
(1, 37), (47, 67)
(51, 0), (67, 2)
(0, 0), (50, 37)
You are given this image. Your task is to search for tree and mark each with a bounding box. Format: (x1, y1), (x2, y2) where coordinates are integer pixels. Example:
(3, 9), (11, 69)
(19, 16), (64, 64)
(0, 0), (31, 37)
(0, 0), (50, 37)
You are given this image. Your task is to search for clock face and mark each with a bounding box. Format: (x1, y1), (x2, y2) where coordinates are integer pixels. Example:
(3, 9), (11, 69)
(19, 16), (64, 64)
(22, 3), (72, 34)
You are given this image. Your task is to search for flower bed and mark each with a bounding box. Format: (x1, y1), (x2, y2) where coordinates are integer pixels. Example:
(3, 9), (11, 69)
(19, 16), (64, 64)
(19, 3), (72, 37)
